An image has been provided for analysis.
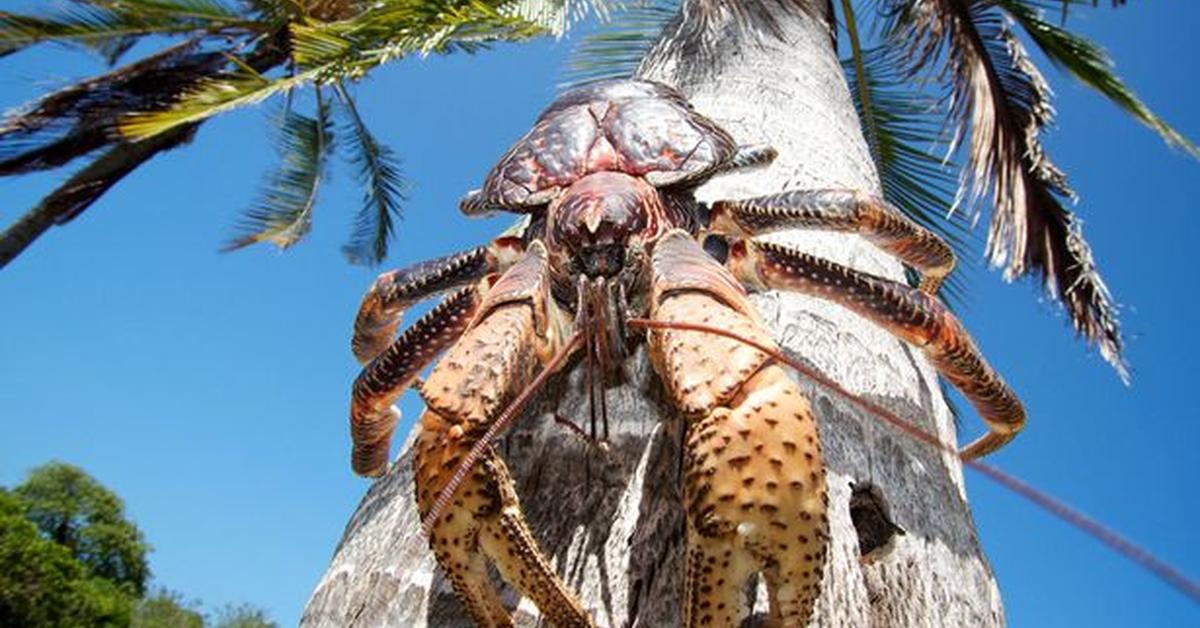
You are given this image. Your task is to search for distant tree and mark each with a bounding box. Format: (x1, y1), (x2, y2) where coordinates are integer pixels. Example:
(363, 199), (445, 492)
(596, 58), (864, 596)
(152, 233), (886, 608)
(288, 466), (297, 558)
(0, 489), (134, 627)
(133, 588), (204, 628)
(211, 603), (278, 628)
(13, 462), (151, 596)
(3, 464), (277, 628)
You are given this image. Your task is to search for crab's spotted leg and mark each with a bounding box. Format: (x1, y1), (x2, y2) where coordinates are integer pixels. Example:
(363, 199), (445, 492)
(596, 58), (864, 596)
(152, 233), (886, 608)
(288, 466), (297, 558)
(352, 236), (525, 364)
(350, 287), (484, 477)
(707, 189), (956, 294)
(724, 237), (1025, 459)
(646, 230), (829, 627)
(413, 242), (593, 628)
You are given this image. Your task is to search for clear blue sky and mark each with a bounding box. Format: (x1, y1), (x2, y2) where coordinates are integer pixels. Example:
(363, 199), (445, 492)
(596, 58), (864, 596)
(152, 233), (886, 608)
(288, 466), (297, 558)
(1, 3), (1197, 626)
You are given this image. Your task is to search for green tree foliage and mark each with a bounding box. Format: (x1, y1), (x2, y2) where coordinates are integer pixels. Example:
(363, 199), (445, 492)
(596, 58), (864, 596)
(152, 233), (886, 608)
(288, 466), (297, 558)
(132, 589), (205, 628)
(13, 462), (151, 596)
(2, 465), (279, 628)
(211, 603), (278, 628)
(0, 490), (135, 627)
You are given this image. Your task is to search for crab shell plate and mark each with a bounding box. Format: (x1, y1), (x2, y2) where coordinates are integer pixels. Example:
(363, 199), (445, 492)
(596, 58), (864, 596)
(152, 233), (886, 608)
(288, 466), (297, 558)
(478, 79), (738, 210)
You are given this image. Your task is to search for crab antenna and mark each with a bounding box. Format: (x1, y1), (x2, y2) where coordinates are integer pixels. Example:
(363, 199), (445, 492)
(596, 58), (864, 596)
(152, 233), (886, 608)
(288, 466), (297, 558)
(625, 317), (1200, 604)
(422, 333), (584, 535)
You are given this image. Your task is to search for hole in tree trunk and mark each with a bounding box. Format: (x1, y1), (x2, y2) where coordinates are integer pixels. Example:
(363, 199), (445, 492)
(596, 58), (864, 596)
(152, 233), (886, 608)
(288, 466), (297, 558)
(849, 481), (905, 563)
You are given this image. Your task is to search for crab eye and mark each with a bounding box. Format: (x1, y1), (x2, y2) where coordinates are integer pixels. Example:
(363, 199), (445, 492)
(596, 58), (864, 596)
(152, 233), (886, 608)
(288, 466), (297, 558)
(702, 234), (730, 264)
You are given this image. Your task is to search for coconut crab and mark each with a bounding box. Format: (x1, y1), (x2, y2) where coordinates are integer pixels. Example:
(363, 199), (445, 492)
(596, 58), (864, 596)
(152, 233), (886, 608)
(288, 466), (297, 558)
(347, 79), (1024, 627)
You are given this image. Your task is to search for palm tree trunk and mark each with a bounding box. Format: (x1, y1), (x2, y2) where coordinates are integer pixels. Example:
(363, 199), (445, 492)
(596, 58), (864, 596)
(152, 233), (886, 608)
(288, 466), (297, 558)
(302, 3), (1004, 626)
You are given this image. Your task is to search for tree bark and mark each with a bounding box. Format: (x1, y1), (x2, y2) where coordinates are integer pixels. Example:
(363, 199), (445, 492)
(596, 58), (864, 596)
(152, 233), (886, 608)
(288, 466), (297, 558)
(302, 3), (1004, 626)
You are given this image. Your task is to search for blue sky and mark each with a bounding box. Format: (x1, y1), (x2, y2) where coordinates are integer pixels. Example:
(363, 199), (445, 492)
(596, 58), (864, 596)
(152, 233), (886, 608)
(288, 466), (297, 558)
(1, 2), (1197, 626)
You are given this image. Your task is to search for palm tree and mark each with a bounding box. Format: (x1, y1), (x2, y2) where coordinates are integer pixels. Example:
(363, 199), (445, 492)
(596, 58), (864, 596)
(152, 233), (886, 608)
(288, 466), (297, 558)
(298, 1), (1196, 626)
(6, 0), (1190, 625)
(0, 0), (590, 268)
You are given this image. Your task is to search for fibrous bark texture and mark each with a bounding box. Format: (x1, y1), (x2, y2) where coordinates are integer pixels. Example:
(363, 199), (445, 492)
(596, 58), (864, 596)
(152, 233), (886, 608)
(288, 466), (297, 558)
(303, 4), (1004, 626)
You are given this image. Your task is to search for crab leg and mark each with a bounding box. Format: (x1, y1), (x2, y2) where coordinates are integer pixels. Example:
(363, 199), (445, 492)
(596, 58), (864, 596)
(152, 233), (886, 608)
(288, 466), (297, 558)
(713, 144), (778, 176)
(706, 189), (956, 293)
(646, 230), (829, 627)
(350, 287), (485, 477)
(413, 242), (593, 628)
(724, 237), (1025, 459)
(352, 236), (525, 364)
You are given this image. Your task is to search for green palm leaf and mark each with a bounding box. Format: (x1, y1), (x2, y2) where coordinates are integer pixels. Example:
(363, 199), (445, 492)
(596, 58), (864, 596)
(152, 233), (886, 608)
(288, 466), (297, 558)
(561, 0), (679, 87)
(119, 63), (320, 140)
(224, 95), (333, 252)
(0, 0), (246, 59)
(335, 83), (409, 265)
(999, 0), (1198, 158)
(125, 0), (593, 142)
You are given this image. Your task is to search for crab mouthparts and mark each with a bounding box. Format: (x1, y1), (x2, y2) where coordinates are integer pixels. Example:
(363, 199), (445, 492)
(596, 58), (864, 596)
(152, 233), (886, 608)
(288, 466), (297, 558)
(576, 244), (626, 277)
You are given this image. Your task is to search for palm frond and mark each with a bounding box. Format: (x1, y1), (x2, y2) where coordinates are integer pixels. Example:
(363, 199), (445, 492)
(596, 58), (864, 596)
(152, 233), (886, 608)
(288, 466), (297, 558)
(289, 0), (555, 71)
(502, 0), (617, 37)
(561, 0), (679, 87)
(224, 94), (333, 252)
(999, 0), (1198, 158)
(0, 1), (246, 58)
(887, 0), (1126, 379)
(0, 39), (225, 175)
(127, 0), (570, 141)
(91, 0), (245, 22)
(335, 83), (408, 265)
(119, 62), (318, 140)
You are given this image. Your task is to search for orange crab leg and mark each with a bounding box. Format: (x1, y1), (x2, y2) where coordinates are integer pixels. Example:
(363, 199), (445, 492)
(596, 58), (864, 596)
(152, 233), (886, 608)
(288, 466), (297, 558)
(646, 230), (829, 627)
(723, 237), (1024, 459)
(412, 242), (593, 628)
(627, 316), (1200, 605)
(706, 189), (957, 293)
(352, 236), (525, 364)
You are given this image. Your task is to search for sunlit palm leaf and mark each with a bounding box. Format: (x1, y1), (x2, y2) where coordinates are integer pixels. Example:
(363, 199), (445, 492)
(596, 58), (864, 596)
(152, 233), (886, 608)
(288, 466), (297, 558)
(335, 83), (409, 265)
(887, 0), (1127, 379)
(91, 0), (245, 21)
(504, 0), (616, 37)
(224, 96), (333, 251)
(128, 0), (574, 141)
(562, 0), (678, 87)
(999, 0), (1198, 158)
(289, 0), (555, 71)
(0, 1), (245, 57)
(119, 63), (319, 140)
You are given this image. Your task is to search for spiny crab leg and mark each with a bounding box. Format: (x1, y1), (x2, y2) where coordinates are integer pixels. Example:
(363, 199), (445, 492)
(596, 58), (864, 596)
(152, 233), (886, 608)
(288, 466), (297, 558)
(625, 317), (1200, 605)
(723, 236), (1024, 459)
(350, 287), (484, 477)
(412, 244), (593, 627)
(352, 236), (525, 364)
(646, 231), (829, 626)
(421, 331), (583, 533)
(706, 189), (957, 294)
